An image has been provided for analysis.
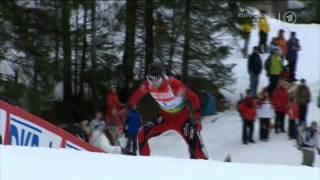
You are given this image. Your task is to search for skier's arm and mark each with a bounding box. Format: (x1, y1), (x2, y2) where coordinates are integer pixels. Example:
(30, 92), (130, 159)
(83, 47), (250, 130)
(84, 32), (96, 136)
(186, 88), (201, 112)
(128, 81), (149, 107)
(185, 88), (203, 132)
(170, 78), (201, 121)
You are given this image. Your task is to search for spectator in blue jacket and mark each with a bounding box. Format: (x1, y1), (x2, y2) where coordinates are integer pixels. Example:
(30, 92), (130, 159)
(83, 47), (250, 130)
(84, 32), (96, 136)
(124, 105), (142, 155)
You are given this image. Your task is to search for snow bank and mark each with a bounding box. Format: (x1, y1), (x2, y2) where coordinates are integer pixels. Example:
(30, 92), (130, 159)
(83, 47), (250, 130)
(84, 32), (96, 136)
(224, 17), (320, 108)
(0, 145), (318, 180)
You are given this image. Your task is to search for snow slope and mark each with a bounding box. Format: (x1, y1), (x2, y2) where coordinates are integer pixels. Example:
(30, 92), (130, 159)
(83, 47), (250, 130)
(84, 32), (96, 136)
(146, 17), (320, 167)
(225, 17), (320, 107)
(0, 145), (318, 180)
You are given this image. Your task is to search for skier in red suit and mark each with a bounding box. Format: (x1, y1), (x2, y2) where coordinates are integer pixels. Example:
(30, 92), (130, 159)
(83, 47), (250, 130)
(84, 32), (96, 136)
(128, 62), (208, 159)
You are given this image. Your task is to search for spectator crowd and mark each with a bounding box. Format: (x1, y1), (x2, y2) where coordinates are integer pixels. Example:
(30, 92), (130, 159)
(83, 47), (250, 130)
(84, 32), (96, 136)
(239, 10), (319, 167)
(63, 81), (141, 156)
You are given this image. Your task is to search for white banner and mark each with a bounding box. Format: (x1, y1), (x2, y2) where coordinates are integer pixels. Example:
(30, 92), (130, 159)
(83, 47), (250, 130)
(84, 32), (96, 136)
(0, 108), (7, 144)
(9, 114), (62, 148)
(0, 100), (101, 152)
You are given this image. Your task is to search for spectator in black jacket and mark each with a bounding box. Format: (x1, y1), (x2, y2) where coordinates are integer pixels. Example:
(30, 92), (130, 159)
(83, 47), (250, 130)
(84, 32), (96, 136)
(287, 32), (300, 82)
(63, 111), (91, 142)
(248, 46), (262, 98)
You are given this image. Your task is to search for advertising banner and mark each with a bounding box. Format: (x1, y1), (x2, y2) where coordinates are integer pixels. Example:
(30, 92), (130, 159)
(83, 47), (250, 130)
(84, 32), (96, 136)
(0, 100), (101, 152)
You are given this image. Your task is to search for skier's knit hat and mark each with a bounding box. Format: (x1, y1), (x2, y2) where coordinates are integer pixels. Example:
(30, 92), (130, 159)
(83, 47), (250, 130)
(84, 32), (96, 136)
(147, 61), (165, 81)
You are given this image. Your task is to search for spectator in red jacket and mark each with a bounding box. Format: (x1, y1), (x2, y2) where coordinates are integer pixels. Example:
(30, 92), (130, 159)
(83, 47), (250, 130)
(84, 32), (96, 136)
(239, 89), (256, 144)
(105, 85), (125, 133)
(272, 79), (289, 133)
(288, 97), (299, 139)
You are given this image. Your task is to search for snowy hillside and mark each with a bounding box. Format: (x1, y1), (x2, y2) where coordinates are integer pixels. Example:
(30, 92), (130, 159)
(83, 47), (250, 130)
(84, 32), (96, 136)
(146, 17), (320, 167)
(225, 17), (320, 106)
(0, 145), (318, 180)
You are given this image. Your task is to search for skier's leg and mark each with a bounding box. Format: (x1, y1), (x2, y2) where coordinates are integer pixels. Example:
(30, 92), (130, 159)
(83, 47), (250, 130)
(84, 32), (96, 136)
(170, 108), (208, 159)
(137, 120), (170, 156)
(177, 119), (208, 159)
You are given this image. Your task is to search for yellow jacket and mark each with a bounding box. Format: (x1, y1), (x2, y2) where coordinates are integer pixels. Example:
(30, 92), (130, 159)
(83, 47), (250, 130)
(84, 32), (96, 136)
(242, 22), (252, 33)
(258, 17), (270, 33)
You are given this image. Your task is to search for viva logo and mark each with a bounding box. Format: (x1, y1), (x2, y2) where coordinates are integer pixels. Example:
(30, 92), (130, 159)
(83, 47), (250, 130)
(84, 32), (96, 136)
(10, 117), (40, 147)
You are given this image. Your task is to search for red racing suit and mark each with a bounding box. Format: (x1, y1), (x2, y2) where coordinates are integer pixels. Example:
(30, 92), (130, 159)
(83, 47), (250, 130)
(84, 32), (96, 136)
(128, 76), (207, 159)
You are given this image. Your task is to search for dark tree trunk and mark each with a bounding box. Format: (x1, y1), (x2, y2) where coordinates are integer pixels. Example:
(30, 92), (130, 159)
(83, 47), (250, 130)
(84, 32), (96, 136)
(167, 0), (177, 75)
(90, 0), (97, 104)
(54, 1), (60, 71)
(122, 0), (137, 83)
(182, 0), (191, 82)
(33, 55), (38, 89)
(54, 36), (60, 67)
(74, 6), (79, 95)
(61, 0), (72, 102)
(144, 0), (154, 75)
(80, 1), (88, 99)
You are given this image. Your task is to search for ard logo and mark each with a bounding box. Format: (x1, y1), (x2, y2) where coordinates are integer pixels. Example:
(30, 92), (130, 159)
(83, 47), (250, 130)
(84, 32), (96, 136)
(10, 117), (40, 147)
